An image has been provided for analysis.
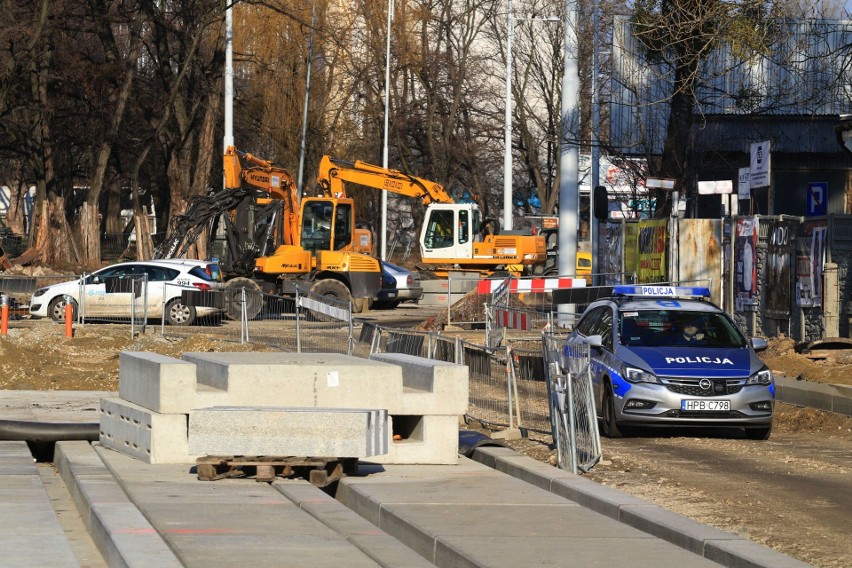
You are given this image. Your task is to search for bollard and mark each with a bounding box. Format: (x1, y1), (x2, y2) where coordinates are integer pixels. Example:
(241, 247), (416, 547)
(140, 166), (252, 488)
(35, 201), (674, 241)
(1, 294), (8, 336)
(65, 298), (73, 338)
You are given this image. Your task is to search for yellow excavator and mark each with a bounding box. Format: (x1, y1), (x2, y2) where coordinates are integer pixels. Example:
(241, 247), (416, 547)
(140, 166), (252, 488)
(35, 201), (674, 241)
(316, 156), (547, 276)
(157, 147), (381, 315)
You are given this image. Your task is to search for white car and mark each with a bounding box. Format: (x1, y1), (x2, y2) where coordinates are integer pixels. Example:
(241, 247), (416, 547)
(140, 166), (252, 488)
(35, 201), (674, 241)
(29, 259), (223, 325)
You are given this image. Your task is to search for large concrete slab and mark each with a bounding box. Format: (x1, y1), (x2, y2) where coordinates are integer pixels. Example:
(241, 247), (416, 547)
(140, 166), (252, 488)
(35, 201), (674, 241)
(337, 458), (724, 567)
(0, 442), (84, 568)
(274, 482), (433, 567)
(99, 397), (191, 464)
(371, 414), (460, 465)
(188, 407), (388, 457)
(119, 351), (229, 414)
(470, 445), (812, 568)
(93, 443), (393, 567)
(181, 352), (406, 411)
(369, 352), (469, 415)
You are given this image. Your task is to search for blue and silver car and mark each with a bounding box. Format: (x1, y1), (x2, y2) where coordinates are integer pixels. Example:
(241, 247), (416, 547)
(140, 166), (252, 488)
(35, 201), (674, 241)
(565, 285), (774, 439)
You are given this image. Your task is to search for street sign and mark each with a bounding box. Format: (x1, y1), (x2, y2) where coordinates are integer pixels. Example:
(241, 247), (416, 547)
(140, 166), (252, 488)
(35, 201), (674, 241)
(806, 182), (828, 216)
(646, 178), (675, 190)
(738, 168), (750, 200)
(698, 180), (733, 195)
(750, 141), (770, 188)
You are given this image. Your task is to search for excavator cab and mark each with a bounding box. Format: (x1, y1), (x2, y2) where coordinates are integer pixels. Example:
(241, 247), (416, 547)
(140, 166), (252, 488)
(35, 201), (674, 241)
(420, 204), (480, 260)
(300, 198), (354, 254)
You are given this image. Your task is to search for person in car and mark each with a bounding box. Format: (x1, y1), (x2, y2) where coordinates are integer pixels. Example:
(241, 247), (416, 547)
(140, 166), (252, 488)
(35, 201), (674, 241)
(673, 320), (706, 345)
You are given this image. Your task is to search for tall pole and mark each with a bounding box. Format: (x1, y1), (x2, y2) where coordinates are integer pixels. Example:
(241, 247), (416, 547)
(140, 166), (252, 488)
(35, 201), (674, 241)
(590, 0), (600, 283)
(558, 0), (579, 302)
(503, 0), (514, 232)
(223, 3), (234, 157)
(297, 7), (316, 197)
(381, 0), (394, 261)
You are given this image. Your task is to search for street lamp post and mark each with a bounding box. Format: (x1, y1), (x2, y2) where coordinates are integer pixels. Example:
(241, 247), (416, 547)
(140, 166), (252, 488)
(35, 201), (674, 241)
(504, 5), (559, 232)
(381, 0), (394, 261)
(503, 0), (515, 232)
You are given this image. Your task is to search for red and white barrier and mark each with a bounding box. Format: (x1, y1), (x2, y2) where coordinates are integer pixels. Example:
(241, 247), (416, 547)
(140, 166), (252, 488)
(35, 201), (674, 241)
(494, 309), (530, 331)
(477, 277), (586, 295)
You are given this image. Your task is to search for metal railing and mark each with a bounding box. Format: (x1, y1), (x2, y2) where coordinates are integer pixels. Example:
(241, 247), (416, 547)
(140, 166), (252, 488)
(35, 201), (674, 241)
(160, 285), (353, 354)
(543, 333), (601, 473)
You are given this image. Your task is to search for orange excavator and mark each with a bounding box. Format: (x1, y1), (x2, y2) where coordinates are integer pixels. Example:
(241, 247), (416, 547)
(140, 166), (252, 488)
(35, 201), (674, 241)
(316, 156), (547, 276)
(156, 147), (381, 314)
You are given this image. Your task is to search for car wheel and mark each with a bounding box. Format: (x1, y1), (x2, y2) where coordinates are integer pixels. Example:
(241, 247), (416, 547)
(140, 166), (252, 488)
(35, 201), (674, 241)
(601, 383), (624, 438)
(166, 298), (196, 326)
(48, 296), (77, 323)
(744, 425), (772, 440)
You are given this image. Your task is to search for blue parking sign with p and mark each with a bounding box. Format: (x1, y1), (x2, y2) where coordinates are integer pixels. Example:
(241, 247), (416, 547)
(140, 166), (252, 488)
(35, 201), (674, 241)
(806, 182), (827, 217)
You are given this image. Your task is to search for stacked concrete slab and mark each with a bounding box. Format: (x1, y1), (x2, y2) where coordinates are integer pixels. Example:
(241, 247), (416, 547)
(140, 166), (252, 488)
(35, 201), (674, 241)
(99, 351), (468, 466)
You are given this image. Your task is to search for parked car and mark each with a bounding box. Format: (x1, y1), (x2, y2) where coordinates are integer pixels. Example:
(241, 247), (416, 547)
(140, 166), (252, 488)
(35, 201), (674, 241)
(565, 285), (774, 439)
(29, 259), (223, 326)
(373, 262), (423, 309)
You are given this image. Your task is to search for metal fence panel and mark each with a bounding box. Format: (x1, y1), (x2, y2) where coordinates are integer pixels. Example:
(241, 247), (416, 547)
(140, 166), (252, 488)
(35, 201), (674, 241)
(461, 340), (513, 431)
(544, 334), (601, 473)
(507, 345), (551, 435)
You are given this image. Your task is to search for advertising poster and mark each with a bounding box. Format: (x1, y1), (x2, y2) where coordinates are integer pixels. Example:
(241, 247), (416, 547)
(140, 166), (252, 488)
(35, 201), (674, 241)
(637, 219), (667, 283)
(623, 222), (640, 281)
(603, 222), (623, 285)
(795, 220), (828, 308)
(734, 217), (758, 312)
(765, 219), (794, 318)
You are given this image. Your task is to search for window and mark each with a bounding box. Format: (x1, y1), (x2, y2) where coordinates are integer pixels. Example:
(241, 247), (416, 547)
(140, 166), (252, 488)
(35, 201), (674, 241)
(424, 209), (454, 249)
(301, 201), (333, 253)
(333, 203), (352, 250)
(459, 209), (469, 244)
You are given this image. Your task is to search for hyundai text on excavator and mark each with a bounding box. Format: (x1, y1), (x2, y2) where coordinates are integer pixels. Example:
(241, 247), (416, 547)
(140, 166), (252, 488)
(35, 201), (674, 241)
(156, 146), (381, 317)
(316, 156), (547, 277)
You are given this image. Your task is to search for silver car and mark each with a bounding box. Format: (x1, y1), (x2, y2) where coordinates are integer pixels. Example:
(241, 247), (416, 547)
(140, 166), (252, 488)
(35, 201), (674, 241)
(565, 285), (774, 439)
(29, 259), (222, 326)
(374, 262), (423, 309)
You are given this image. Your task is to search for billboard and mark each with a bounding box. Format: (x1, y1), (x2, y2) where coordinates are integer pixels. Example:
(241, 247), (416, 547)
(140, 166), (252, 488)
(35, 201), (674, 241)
(637, 219), (667, 283)
(795, 220), (828, 308)
(765, 219), (794, 318)
(734, 217), (759, 312)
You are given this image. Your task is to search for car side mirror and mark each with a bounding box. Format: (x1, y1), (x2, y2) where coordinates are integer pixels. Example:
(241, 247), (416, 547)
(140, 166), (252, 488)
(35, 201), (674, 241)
(584, 334), (603, 348)
(750, 337), (768, 352)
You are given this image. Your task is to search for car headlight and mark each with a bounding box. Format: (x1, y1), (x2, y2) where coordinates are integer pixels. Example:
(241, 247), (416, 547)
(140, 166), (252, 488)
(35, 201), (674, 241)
(747, 367), (773, 386)
(32, 288), (47, 298)
(624, 366), (660, 384)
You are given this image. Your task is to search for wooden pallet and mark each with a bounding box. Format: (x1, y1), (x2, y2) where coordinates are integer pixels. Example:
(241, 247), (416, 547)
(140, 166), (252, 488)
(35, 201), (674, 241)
(195, 455), (358, 487)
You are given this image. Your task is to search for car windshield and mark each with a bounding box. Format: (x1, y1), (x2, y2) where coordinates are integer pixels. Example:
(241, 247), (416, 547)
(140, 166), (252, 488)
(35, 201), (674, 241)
(619, 310), (746, 348)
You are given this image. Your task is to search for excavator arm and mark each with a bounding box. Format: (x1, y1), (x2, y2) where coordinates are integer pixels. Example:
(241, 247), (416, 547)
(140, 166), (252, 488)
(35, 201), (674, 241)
(224, 145), (300, 248)
(317, 155), (456, 205)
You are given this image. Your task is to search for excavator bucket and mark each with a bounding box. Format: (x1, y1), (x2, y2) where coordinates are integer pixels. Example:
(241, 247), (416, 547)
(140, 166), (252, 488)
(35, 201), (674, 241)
(223, 147), (242, 189)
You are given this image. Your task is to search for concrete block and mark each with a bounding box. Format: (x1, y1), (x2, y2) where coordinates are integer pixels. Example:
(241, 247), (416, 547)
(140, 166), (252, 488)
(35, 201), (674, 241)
(369, 352), (469, 415)
(119, 352), (223, 414)
(99, 398), (192, 464)
(188, 407), (388, 458)
(181, 352), (405, 412)
(371, 414), (459, 465)
(419, 292), (467, 306)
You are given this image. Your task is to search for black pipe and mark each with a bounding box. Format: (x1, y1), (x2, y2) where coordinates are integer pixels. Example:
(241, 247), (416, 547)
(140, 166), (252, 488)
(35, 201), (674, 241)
(0, 420), (99, 443)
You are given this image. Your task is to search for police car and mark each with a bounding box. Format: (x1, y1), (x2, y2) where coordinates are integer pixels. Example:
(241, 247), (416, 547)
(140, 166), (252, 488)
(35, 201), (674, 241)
(565, 285), (774, 439)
